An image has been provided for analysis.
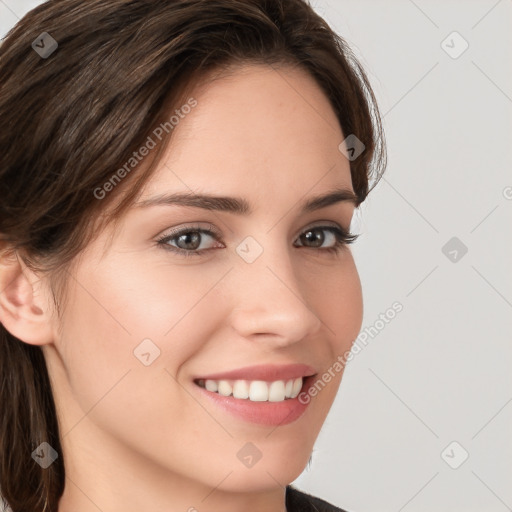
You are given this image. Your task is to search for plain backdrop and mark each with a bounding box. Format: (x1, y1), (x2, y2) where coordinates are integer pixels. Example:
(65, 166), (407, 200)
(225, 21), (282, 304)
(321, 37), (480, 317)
(1, 1), (511, 511)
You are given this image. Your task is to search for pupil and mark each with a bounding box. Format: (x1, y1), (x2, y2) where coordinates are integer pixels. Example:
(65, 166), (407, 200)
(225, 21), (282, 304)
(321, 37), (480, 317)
(179, 232), (200, 249)
(304, 229), (323, 247)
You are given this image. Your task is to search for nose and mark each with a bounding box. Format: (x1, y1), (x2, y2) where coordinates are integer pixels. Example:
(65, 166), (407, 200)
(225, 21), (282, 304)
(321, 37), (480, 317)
(228, 245), (323, 348)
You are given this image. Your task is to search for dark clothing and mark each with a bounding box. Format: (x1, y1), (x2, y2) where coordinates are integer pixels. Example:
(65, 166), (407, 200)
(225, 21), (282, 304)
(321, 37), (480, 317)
(286, 485), (348, 512)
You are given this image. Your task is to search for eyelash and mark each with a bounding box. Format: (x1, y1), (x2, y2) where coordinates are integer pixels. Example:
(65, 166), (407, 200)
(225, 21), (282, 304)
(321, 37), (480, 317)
(156, 223), (360, 258)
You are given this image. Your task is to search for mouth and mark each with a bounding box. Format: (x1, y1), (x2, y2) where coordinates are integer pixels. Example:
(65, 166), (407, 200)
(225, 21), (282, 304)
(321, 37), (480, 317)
(191, 364), (318, 426)
(194, 376), (306, 402)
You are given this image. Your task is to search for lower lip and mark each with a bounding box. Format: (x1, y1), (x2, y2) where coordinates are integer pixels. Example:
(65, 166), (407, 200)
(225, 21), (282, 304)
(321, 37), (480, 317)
(192, 376), (315, 427)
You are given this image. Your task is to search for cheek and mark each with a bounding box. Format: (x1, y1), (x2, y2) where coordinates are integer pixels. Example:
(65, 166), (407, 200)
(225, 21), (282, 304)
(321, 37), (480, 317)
(334, 265), (363, 349)
(302, 254), (363, 402)
(304, 253), (363, 352)
(55, 256), (229, 423)
(64, 256), (224, 354)
(54, 261), (223, 458)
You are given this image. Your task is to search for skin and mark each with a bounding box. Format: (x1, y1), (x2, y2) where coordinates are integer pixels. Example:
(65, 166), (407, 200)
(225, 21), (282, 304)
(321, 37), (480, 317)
(0, 63), (363, 512)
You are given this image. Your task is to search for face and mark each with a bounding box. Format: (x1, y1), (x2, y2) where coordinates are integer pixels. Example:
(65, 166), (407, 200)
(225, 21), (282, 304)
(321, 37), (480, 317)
(43, 63), (363, 505)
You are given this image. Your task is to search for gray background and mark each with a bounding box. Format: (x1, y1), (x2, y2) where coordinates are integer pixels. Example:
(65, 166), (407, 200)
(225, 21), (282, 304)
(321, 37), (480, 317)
(1, 1), (511, 511)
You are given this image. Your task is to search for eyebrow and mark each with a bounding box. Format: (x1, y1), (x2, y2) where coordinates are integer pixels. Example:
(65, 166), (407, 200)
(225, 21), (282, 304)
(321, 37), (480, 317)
(133, 187), (359, 214)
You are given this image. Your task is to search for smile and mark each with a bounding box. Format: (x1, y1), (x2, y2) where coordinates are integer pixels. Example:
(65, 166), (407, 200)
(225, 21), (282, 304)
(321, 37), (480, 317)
(194, 377), (303, 402)
(191, 365), (318, 426)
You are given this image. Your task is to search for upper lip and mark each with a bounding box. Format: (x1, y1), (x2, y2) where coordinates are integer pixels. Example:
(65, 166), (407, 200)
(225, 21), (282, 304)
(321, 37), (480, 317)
(194, 363), (317, 382)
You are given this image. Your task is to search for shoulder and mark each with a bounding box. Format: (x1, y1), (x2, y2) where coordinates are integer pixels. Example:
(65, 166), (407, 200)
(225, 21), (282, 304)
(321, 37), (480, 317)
(285, 485), (350, 512)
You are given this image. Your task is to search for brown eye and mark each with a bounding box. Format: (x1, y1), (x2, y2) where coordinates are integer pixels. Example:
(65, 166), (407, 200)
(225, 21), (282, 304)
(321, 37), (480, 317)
(295, 225), (359, 253)
(156, 224), (221, 257)
(299, 227), (329, 248)
(156, 223), (359, 258)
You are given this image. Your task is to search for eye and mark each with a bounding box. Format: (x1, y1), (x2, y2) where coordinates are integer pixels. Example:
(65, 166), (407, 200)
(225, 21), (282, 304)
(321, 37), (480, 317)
(294, 225), (359, 254)
(156, 223), (359, 258)
(156, 223), (220, 257)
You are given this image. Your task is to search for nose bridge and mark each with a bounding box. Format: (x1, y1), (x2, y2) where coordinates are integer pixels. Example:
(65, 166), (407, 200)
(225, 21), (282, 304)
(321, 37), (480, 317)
(228, 232), (323, 344)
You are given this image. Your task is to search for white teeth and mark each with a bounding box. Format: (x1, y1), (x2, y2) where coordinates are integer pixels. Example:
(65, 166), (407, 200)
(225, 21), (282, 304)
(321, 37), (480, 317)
(205, 379), (218, 392)
(197, 377), (304, 402)
(232, 380), (249, 399)
(285, 379), (293, 397)
(290, 377), (302, 398)
(268, 380), (286, 402)
(249, 380), (268, 401)
(217, 380), (232, 396)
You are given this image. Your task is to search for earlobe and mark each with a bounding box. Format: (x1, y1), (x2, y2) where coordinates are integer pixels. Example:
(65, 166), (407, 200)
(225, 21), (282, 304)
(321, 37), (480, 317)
(0, 250), (54, 346)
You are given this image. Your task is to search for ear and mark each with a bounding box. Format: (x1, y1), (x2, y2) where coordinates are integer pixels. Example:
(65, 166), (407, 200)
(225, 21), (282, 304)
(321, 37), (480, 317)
(0, 248), (54, 346)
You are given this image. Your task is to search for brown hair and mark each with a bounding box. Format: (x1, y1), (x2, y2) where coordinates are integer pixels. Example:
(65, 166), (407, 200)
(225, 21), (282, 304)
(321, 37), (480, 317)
(0, 0), (386, 510)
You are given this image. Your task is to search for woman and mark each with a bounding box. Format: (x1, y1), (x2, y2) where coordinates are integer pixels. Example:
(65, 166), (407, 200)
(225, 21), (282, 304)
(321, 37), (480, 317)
(0, 0), (386, 511)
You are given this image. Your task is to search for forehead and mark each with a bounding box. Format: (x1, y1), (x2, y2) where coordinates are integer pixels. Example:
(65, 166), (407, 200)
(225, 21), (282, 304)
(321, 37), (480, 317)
(140, 62), (353, 208)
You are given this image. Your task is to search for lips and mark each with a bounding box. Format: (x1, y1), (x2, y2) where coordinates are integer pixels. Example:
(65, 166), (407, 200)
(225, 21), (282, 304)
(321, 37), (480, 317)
(191, 364), (318, 426)
(195, 377), (304, 401)
(193, 363), (317, 382)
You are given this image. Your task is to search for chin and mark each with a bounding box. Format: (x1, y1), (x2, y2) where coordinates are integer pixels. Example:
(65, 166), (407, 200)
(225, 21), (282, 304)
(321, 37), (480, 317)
(218, 448), (311, 493)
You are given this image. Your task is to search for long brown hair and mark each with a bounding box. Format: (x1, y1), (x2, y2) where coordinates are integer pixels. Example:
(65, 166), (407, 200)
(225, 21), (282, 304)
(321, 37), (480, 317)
(0, 1), (386, 510)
